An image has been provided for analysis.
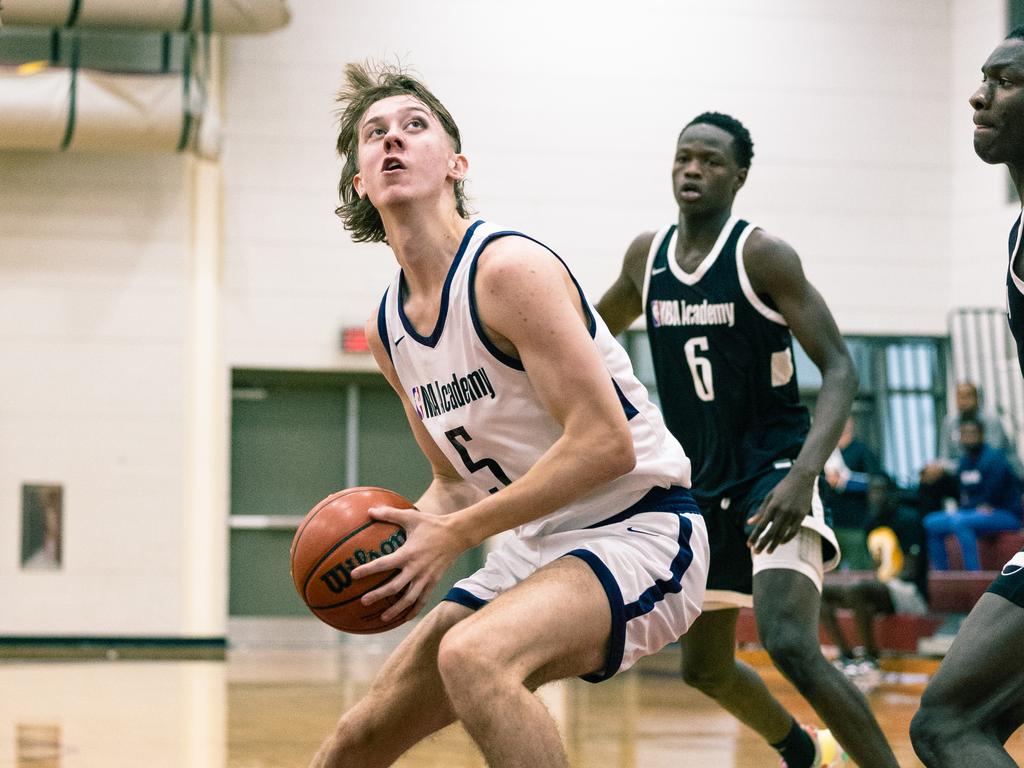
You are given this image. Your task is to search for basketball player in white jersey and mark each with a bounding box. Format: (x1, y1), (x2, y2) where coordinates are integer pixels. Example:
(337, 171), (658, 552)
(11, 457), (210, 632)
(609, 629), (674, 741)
(307, 63), (710, 768)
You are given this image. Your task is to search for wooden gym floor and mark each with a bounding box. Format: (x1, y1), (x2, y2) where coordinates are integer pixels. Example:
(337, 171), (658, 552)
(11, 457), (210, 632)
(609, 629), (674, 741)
(2, 641), (1022, 767)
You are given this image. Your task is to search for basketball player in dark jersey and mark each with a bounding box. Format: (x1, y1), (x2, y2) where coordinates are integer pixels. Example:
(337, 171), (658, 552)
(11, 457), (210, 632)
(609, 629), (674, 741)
(911, 27), (1024, 768)
(597, 113), (898, 768)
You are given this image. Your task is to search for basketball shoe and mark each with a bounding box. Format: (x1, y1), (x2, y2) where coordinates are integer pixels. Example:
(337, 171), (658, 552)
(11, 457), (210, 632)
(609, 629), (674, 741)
(780, 725), (851, 767)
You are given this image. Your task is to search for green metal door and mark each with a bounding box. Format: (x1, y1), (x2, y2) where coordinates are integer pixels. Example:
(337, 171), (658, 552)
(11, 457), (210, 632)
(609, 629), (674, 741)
(228, 370), (483, 619)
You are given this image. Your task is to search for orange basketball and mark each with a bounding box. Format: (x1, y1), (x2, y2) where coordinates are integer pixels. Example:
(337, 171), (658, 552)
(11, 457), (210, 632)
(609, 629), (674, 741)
(290, 487), (414, 634)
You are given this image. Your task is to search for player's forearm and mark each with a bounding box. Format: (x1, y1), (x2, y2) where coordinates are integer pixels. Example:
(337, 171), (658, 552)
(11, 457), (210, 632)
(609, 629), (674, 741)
(595, 300), (635, 337)
(445, 424), (636, 547)
(792, 354), (858, 478)
(414, 475), (483, 517)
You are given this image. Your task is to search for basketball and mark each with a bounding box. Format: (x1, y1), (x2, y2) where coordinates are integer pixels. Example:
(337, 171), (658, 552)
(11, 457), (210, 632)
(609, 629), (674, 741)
(290, 487), (414, 634)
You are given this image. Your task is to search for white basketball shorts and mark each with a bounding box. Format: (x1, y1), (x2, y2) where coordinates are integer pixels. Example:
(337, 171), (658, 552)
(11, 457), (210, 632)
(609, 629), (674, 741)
(444, 486), (709, 682)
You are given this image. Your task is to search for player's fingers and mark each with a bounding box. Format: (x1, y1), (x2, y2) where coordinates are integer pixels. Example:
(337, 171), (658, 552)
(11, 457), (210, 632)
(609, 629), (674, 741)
(360, 574), (408, 607)
(404, 599), (429, 623)
(350, 550), (402, 580)
(381, 602), (417, 627)
(747, 519), (769, 550)
(747, 503), (774, 548)
(746, 492), (772, 527)
(752, 512), (783, 553)
(767, 518), (801, 552)
(380, 603), (414, 626)
(379, 581), (421, 623)
(410, 592), (431, 617)
(367, 505), (415, 525)
(765, 516), (798, 552)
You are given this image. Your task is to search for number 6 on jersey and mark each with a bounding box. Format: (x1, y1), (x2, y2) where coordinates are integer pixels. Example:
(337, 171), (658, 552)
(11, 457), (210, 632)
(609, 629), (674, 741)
(684, 336), (715, 402)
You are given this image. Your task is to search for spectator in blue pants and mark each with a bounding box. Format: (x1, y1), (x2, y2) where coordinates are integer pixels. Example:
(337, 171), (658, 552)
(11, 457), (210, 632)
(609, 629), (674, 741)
(924, 418), (1022, 571)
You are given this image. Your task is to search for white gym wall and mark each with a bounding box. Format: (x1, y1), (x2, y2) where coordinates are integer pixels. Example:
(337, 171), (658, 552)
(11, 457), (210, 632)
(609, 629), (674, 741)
(0, 0), (1012, 636)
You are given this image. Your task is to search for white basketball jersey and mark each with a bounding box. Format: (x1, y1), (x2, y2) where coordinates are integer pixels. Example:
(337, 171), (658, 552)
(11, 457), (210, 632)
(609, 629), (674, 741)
(378, 220), (690, 537)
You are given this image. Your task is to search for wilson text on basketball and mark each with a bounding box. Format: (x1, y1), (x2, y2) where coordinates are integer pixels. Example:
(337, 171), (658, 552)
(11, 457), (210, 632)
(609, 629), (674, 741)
(319, 529), (408, 594)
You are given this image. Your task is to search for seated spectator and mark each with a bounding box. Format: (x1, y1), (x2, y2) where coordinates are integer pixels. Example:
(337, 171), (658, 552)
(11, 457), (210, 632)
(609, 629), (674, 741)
(918, 382), (1019, 517)
(923, 418), (1022, 571)
(821, 476), (928, 691)
(825, 417), (883, 570)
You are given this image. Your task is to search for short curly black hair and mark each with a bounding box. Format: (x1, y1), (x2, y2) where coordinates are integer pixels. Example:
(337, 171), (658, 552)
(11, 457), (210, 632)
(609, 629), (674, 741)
(682, 112), (754, 169)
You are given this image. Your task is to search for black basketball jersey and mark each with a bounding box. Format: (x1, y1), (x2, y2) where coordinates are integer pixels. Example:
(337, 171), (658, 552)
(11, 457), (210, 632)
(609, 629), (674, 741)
(644, 217), (810, 503)
(1007, 211), (1024, 377)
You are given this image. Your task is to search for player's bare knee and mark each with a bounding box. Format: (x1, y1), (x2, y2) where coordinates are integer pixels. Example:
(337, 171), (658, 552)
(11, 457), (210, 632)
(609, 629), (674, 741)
(909, 709), (939, 762)
(910, 705), (956, 760)
(680, 659), (732, 698)
(436, 623), (505, 700)
(762, 625), (819, 683)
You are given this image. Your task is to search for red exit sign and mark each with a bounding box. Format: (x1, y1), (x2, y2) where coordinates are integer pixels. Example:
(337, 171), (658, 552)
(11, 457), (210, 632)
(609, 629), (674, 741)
(341, 327), (370, 353)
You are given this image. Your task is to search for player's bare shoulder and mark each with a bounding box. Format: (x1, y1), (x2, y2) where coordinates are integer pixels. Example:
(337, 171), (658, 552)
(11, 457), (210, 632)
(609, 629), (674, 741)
(595, 230), (658, 335)
(622, 230), (660, 290)
(742, 227), (806, 295)
(473, 234), (574, 316)
(471, 235), (566, 353)
(474, 234), (556, 286)
(474, 234), (592, 353)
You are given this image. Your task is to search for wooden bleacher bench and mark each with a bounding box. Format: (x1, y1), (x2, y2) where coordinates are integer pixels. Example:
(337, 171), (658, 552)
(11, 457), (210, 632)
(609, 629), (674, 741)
(927, 570), (1000, 613)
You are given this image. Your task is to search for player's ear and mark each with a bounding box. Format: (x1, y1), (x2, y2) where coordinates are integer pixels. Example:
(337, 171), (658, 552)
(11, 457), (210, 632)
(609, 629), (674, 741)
(447, 153), (468, 182)
(734, 167), (748, 193)
(353, 172), (365, 199)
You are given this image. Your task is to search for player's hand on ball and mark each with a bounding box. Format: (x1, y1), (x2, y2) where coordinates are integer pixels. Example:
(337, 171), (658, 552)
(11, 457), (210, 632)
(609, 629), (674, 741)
(353, 506), (471, 622)
(746, 469), (815, 554)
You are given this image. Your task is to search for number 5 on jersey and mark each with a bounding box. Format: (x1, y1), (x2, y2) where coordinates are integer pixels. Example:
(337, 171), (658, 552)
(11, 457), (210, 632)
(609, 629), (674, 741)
(684, 336), (715, 402)
(444, 426), (512, 494)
